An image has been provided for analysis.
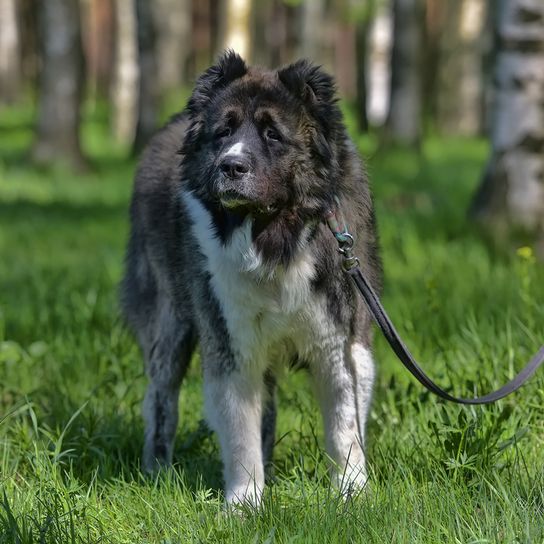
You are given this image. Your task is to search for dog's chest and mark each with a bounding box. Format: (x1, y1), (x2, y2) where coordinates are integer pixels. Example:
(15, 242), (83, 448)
(184, 192), (329, 365)
(209, 228), (324, 365)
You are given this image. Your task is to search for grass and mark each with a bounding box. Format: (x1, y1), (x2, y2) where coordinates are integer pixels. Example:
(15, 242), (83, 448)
(1, 101), (543, 543)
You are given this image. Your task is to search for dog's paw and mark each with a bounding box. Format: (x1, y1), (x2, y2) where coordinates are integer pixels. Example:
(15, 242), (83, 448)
(333, 463), (369, 499)
(225, 484), (262, 510)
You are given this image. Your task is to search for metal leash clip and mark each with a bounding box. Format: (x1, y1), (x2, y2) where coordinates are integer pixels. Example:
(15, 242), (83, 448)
(336, 233), (360, 272)
(324, 206), (360, 272)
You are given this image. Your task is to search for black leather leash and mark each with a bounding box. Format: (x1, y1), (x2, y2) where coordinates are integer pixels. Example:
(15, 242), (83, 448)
(325, 207), (544, 405)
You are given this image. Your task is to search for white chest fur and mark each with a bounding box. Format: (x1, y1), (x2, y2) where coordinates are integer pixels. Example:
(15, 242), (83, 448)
(182, 191), (326, 366)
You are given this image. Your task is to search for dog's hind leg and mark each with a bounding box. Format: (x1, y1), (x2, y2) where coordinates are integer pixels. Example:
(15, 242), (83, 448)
(261, 371), (277, 472)
(142, 298), (196, 472)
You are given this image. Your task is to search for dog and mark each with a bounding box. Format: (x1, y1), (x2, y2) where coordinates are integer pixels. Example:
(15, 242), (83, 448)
(121, 51), (382, 506)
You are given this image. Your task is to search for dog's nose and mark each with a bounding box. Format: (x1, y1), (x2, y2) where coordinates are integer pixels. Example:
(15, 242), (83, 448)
(220, 156), (250, 180)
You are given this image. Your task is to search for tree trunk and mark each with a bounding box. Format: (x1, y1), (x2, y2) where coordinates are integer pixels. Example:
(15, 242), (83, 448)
(152, 0), (191, 93)
(436, 0), (487, 136)
(191, 0), (212, 76)
(132, 0), (159, 154)
(0, 0), (21, 103)
(355, 2), (377, 132)
(81, 0), (114, 100)
(471, 0), (544, 254)
(111, 0), (138, 146)
(32, 0), (86, 170)
(385, 0), (424, 147)
(219, 0), (252, 60)
(367, 1), (393, 127)
(301, 0), (326, 62)
(334, 9), (356, 101)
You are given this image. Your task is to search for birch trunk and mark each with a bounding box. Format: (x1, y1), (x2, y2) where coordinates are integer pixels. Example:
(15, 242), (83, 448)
(111, 0), (138, 145)
(471, 0), (544, 253)
(436, 0), (487, 136)
(0, 0), (20, 103)
(367, 1), (392, 126)
(32, 0), (86, 170)
(219, 0), (252, 60)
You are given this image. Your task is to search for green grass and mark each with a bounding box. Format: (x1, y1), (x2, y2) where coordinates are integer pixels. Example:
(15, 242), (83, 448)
(1, 102), (543, 543)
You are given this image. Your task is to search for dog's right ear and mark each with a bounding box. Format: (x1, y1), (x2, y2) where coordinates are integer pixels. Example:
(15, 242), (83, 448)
(187, 50), (247, 114)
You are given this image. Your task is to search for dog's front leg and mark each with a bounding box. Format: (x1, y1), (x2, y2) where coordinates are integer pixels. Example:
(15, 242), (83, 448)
(312, 339), (374, 494)
(204, 365), (265, 507)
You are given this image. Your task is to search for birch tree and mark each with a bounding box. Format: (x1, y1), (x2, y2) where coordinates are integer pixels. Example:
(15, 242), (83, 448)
(0, 0), (20, 103)
(471, 0), (544, 253)
(111, 0), (138, 145)
(436, 0), (488, 136)
(220, 0), (252, 60)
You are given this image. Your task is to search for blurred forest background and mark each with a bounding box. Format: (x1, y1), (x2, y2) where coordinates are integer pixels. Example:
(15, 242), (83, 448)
(0, 0), (543, 249)
(1, 3), (544, 540)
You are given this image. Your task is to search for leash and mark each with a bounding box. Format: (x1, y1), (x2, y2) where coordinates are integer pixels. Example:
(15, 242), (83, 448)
(325, 206), (544, 405)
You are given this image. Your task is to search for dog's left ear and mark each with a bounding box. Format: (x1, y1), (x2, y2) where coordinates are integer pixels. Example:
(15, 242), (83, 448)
(278, 60), (339, 164)
(188, 50), (248, 113)
(278, 60), (337, 112)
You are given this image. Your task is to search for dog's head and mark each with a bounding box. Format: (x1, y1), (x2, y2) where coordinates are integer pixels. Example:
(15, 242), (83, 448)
(181, 51), (345, 264)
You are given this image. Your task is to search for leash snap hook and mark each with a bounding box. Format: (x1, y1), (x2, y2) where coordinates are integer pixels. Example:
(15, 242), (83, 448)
(335, 233), (360, 271)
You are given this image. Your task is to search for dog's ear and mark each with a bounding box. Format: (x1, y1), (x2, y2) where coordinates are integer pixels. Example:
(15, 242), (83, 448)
(182, 51), (247, 153)
(187, 50), (247, 113)
(278, 60), (337, 111)
(278, 60), (340, 165)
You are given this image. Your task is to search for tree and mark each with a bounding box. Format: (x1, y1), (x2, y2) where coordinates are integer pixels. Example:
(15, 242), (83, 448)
(152, 0), (191, 93)
(385, 0), (424, 147)
(219, 0), (252, 60)
(83, 0), (115, 100)
(354, 1), (377, 132)
(132, 0), (159, 154)
(32, 0), (86, 170)
(0, 0), (21, 103)
(470, 0), (544, 254)
(435, 0), (488, 136)
(111, 0), (138, 145)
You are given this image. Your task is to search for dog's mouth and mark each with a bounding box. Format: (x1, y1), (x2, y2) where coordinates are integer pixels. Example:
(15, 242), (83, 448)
(219, 190), (277, 217)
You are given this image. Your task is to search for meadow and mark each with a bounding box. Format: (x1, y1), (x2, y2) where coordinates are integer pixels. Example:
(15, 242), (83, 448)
(1, 102), (543, 543)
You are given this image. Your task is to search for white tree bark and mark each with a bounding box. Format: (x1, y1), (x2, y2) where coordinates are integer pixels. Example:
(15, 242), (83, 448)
(220, 0), (252, 60)
(0, 0), (20, 103)
(367, 1), (392, 126)
(471, 0), (544, 250)
(111, 0), (138, 145)
(436, 0), (487, 136)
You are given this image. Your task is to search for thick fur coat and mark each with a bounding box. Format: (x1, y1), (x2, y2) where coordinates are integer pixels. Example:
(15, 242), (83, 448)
(121, 52), (382, 506)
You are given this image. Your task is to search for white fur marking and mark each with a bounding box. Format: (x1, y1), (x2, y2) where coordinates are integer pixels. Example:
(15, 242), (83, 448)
(225, 142), (244, 156)
(181, 190), (318, 366)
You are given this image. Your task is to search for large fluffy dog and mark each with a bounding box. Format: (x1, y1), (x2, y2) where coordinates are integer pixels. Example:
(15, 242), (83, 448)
(121, 51), (382, 506)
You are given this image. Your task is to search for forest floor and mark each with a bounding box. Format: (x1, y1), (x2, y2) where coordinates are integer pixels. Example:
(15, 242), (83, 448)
(1, 103), (543, 543)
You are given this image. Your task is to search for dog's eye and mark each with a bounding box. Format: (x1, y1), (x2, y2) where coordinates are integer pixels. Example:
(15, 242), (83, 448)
(214, 127), (231, 139)
(264, 128), (281, 142)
